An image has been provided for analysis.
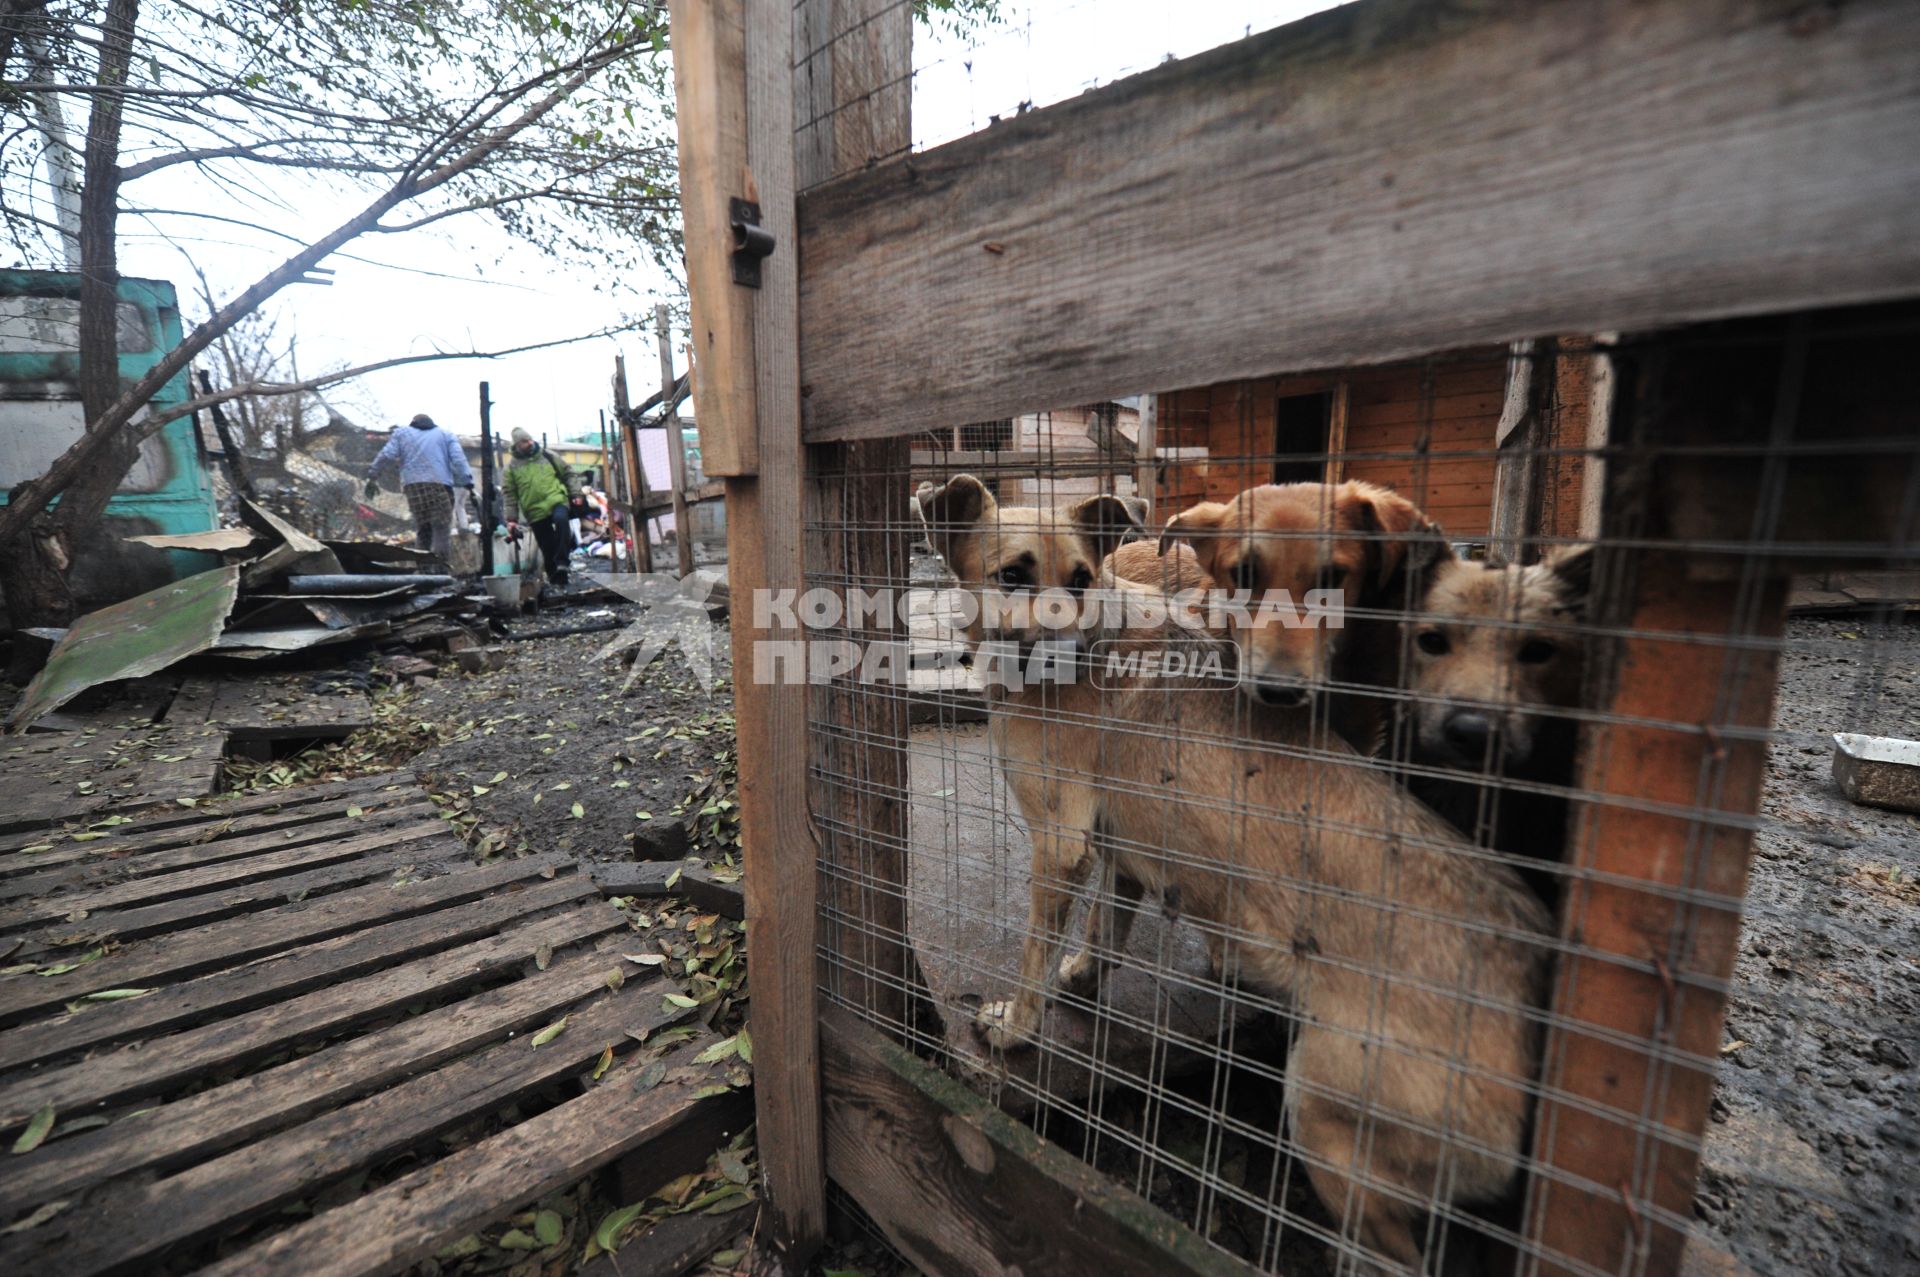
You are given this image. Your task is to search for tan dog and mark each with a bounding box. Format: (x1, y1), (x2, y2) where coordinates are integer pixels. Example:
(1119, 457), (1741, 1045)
(920, 474), (1552, 1274)
(1394, 547), (1594, 900)
(1159, 482), (1449, 717)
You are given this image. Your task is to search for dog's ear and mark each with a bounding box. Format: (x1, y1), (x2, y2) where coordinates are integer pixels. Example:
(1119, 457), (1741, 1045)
(1544, 543), (1595, 615)
(1341, 481), (1448, 591)
(917, 474), (995, 577)
(1068, 493), (1141, 566)
(1158, 500), (1232, 578)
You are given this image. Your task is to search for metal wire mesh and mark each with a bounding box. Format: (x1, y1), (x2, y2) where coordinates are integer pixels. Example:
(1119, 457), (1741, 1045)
(800, 315), (1919, 1276)
(776, 6), (1919, 1275)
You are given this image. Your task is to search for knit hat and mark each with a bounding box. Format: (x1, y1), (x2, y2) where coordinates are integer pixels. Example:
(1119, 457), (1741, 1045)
(510, 427), (534, 447)
(409, 413), (436, 429)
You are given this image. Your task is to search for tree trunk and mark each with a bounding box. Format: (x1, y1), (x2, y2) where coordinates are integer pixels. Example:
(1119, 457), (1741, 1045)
(0, 0), (139, 665)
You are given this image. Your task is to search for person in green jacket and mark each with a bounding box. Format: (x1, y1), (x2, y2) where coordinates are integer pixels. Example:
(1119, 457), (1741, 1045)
(503, 427), (581, 586)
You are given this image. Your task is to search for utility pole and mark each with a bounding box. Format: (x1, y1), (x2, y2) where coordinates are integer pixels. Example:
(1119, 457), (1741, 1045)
(478, 381), (496, 576)
(656, 304), (695, 579)
(21, 34), (82, 269)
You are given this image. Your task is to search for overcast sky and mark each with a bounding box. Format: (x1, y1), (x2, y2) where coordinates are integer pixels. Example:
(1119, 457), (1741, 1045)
(112, 2), (1335, 446)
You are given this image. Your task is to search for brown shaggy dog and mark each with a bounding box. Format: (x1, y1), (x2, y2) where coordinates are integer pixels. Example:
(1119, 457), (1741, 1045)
(920, 474), (1551, 1274)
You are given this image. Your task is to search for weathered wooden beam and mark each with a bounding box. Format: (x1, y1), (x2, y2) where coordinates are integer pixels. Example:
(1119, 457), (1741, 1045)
(796, 0), (1920, 441)
(671, 0), (825, 1269)
(1134, 394), (1157, 520)
(819, 1005), (1257, 1277)
(637, 479), (726, 519)
(1517, 315), (1907, 1275)
(613, 355), (656, 574)
(672, 0), (757, 477)
(657, 303), (698, 579)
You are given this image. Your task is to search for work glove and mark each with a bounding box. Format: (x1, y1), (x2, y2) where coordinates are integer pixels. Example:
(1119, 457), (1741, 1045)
(362, 479), (378, 499)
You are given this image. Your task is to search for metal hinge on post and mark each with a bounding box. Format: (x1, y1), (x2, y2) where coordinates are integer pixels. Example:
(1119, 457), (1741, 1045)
(729, 197), (775, 288)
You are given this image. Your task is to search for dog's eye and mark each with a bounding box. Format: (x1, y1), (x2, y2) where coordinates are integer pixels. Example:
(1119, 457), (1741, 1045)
(1416, 629), (1449, 656)
(1232, 558), (1259, 593)
(1067, 566), (1093, 592)
(996, 565), (1030, 589)
(1517, 639), (1557, 665)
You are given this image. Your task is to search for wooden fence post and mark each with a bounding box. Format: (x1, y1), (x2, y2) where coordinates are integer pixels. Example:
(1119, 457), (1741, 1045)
(1134, 394), (1157, 519)
(1520, 327), (1816, 1276)
(672, 0), (823, 1267)
(612, 355), (655, 574)
(657, 303), (697, 580)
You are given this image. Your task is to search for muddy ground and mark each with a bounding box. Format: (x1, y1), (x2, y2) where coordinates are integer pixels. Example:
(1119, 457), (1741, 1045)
(380, 603), (739, 875)
(1695, 615), (1919, 1275)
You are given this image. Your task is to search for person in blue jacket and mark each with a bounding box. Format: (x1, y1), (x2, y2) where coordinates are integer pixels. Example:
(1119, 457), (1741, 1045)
(364, 413), (475, 562)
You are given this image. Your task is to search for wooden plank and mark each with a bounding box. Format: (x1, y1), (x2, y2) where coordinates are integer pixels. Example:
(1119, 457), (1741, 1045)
(91, 771), (411, 832)
(590, 859), (745, 921)
(10, 840), (459, 950)
(576, 1209), (753, 1277)
(0, 799), (438, 901)
(0, 973), (687, 1277)
(1519, 319), (1826, 1276)
(0, 771), (418, 859)
(0, 940), (626, 1217)
(211, 680), (375, 741)
(615, 353), (659, 573)
(0, 853), (569, 1026)
(0, 876), (594, 1069)
(818, 1005), (1253, 1277)
(1135, 394), (1158, 519)
(795, 0), (1920, 441)
(638, 478), (726, 517)
(0, 903), (622, 1125)
(659, 303), (698, 579)
(1523, 562), (1785, 1275)
(191, 1036), (742, 1277)
(0, 778), (419, 876)
(670, 0), (756, 477)
(669, 0), (829, 1265)
(1320, 382), (1349, 484)
(0, 817), (453, 933)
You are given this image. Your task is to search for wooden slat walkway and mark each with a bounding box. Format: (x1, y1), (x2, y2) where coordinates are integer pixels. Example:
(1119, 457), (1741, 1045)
(0, 674), (376, 836)
(0, 777), (743, 1276)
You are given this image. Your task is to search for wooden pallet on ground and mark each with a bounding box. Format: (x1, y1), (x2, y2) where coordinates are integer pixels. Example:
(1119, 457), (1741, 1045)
(0, 777), (748, 1277)
(0, 673), (379, 834)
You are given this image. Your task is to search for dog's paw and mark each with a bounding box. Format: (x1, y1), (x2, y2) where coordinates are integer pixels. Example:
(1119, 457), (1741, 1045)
(1056, 949), (1102, 996)
(973, 999), (1035, 1051)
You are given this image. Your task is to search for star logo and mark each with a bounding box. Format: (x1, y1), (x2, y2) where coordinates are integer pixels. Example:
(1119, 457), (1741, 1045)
(590, 571), (722, 693)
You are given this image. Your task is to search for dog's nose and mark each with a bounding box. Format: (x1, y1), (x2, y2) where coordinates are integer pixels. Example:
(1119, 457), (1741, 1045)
(1255, 684), (1310, 709)
(1443, 711), (1497, 759)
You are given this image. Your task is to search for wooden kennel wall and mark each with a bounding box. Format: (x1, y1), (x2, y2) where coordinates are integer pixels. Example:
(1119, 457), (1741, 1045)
(668, 1), (1920, 1272)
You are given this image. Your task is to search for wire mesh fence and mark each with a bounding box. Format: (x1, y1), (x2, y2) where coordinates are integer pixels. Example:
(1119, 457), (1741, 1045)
(801, 313), (1919, 1276)
(717, 3), (1920, 1273)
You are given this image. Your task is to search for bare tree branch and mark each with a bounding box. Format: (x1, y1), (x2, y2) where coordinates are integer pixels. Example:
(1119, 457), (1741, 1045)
(157, 326), (635, 428)
(0, 21), (651, 548)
